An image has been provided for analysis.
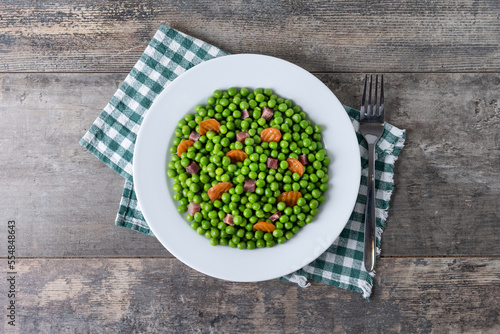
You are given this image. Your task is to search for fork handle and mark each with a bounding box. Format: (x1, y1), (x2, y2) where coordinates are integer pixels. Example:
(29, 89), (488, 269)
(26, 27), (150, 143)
(364, 140), (377, 272)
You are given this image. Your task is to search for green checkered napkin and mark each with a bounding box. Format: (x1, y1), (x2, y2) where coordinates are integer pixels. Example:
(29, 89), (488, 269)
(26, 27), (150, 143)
(80, 25), (406, 299)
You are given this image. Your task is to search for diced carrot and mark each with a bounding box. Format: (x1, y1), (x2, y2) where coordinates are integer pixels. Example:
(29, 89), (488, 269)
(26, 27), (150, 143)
(199, 119), (221, 135)
(225, 150), (249, 163)
(286, 158), (304, 177)
(176, 139), (195, 156)
(277, 191), (302, 207)
(260, 128), (282, 143)
(207, 182), (234, 202)
(253, 221), (276, 233)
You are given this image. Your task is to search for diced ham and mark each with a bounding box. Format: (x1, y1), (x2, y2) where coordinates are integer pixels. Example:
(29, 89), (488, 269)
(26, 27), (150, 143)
(241, 109), (250, 119)
(261, 107), (274, 121)
(189, 131), (200, 142)
(184, 161), (200, 174)
(188, 202), (201, 216)
(243, 179), (256, 192)
(266, 157), (278, 169)
(223, 214), (234, 226)
(236, 131), (250, 143)
(298, 154), (309, 165)
(269, 211), (282, 222)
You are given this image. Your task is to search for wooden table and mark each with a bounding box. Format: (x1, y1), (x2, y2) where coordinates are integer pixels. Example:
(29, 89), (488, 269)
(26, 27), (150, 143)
(1, 1), (499, 333)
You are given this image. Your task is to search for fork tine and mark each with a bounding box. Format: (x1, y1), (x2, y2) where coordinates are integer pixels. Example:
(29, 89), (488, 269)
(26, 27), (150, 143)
(374, 74), (378, 115)
(379, 74), (385, 117)
(360, 74), (368, 117)
(367, 75), (373, 116)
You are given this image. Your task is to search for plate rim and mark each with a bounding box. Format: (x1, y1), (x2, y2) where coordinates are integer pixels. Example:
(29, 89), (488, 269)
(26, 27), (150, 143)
(133, 53), (361, 282)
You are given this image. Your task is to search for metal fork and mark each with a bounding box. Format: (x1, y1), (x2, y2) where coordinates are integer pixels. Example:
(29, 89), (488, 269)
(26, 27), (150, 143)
(359, 74), (385, 272)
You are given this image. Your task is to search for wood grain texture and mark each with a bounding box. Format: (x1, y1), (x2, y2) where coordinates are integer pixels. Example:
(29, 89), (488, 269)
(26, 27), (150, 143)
(1, 0), (500, 72)
(1, 1), (500, 332)
(319, 72), (500, 256)
(0, 257), (498, 333)
(1, 72), (499, 257)
(0, 73), (169, 257)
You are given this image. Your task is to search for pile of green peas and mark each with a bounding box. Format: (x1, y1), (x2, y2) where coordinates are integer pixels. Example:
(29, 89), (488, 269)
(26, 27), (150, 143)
(167, 87), (330, 249)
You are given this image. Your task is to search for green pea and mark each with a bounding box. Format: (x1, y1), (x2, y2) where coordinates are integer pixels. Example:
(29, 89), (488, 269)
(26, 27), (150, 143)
(225, 225), (235, 235)
(277, 202), (286, 211)
(252, 179), (263, 188)
(262, 203), (272, 212)
(313, 160), (323, 169)
(240, 101), (250, 110)
(247, 171), (257, 179)
(235, 175), (245, 184)
(263, 233), (274, 242)
(231, 215), (242, 226)
(318, 195), (326, 204)
(249, 153), (259, 162)
(220, 156), (230, 166)
(235, 229), (244, 238)
(167, 169), (176, 178)
(273, 229), (284, 238)
(315, 151), (325, 162)
(231, 185), (242, 195)
(242, 208), (252, 218)
(254, 93), (265, 102)
(279, 214), (289, 223)
(189, 183), (200, 193)
(266, 240), (275, 247)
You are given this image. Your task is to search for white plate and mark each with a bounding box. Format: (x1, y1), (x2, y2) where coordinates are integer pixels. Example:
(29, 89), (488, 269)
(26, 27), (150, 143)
(134, 54), (360, 282)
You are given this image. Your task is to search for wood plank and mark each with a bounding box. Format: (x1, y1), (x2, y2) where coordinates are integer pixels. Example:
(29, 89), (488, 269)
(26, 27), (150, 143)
(1, 1), (500, 72)
(1, 72), (499, 257)
(1, 257), (498, 333)
(0, 73), (170, 257)
(320, 72), (500, 257)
